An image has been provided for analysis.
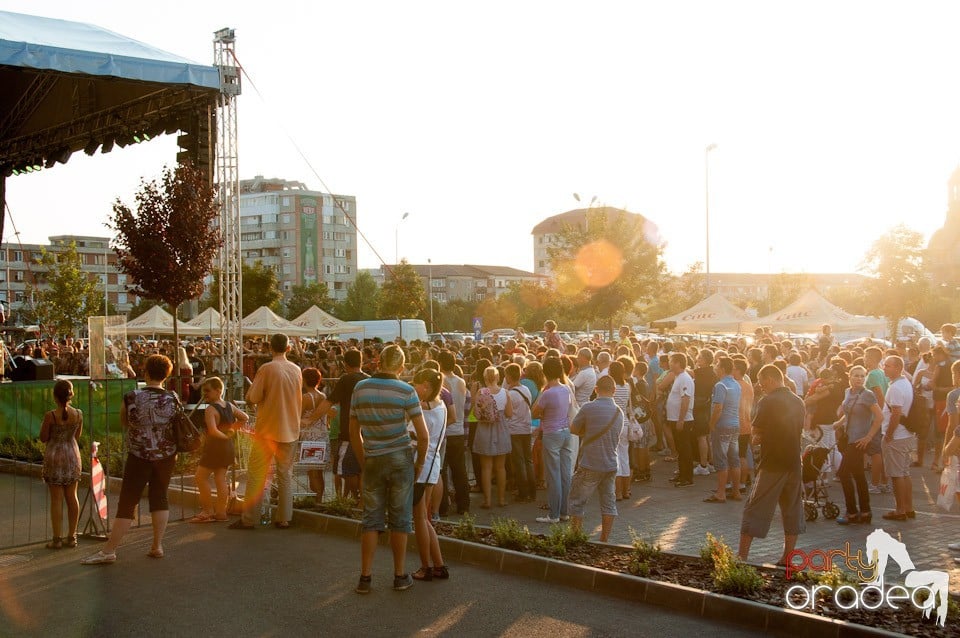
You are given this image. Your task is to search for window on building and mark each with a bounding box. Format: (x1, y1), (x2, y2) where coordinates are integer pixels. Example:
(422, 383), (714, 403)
(283, 282), (291, 291)
(475, 292), (485, 301)
(264, 231), (277, 240)
(281, 213), (291, 224)
(282, 197), (291, 208)
(346, 250), (352, 260)
(333, 232), (346, 241)
(325, 264), (332, 275)
(244, 216), (259, 225)
(322, 215), (333, 225)
(430, 279), (443, 289)
(13, 251), (22, 262)
(538, 260), (545, 268)
(118, 274), (127, 286)
(15, 271), (24, 282)
(432, 292), (446, 302)
(283, 248), (291, 258)
(334, 248), (346, 258)
(334, 281), (343, 290)
(15, 292), (24, 302)
(118, 293), (128, 304)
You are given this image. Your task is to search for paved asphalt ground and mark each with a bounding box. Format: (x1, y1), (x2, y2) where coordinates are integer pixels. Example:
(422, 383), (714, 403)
(0, 520), (764, 638)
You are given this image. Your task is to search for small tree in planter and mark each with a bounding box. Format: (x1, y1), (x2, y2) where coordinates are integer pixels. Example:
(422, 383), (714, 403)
(108, 164), (222, 350)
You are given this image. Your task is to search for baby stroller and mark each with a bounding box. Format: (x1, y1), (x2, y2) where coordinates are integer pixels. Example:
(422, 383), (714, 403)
(801, 445), (840, 521)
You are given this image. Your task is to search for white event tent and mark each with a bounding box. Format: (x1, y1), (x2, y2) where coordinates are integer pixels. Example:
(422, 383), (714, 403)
(179, 307), (222, 336)
(290, 306), (363, 336)
(241, 306), (313, 337)
(124, 305), (176, 336)
(754, 290), (886, 336)
(652, 293), (755, 333)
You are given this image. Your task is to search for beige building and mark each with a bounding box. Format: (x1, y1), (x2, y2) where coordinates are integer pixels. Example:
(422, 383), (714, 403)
(927, 166), (960, 289)
(704, 272), (867, 303)
(1, 235), (131, 323)
(238, 176), (358, 303)
(368, 264), (546, 303)
(531, 206), (660, 276)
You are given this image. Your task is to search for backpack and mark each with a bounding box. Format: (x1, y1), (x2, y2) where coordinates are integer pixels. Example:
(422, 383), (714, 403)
(900, 401), (927, 436)
(475, 389), (499, 423)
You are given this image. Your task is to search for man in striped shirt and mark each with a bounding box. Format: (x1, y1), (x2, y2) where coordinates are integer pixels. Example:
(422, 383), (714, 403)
(350, 344), (428, 593)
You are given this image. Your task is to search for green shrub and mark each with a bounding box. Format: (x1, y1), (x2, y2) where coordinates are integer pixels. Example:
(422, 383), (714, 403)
(629, 527), (661, 562)
(704, 533), (763, 596)
(536, 523), (588, 557)
(321, 494), (358, 518)
(490, 517), (533, 551)
(452, 512), (480, 542)
(629, 560), (651, 577)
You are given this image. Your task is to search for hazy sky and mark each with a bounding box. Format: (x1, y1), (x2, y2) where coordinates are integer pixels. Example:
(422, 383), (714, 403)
(3, 1), (959, 276)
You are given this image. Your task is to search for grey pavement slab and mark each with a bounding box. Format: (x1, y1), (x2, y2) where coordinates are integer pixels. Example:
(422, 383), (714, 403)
(0, 518), (765, 638)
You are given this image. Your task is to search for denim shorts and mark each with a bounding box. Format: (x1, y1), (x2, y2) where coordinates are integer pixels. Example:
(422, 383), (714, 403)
(361, 448), (414, 533)
(569, 467), (617, 517)
(711, 428), (740, 471)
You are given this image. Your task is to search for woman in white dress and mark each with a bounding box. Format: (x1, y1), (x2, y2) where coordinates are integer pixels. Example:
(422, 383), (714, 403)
(411, 369), (450, 581)
(609, 361), (633, 500)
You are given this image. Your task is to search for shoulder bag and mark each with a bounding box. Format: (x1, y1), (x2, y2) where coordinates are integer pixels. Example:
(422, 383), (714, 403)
(169, 392), (203, 453)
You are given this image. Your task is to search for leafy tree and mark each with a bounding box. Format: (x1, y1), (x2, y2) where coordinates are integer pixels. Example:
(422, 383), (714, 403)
(380, 260), (425, 319)
(108, 164), (221, 345)
(286, 281), (333, 318)
(28, 241), (102, 336)
(433, 298), (476, 333)
(548, 207), (664, 335)
(860, 224), (929, 338)
(205, 261), (283, 316)
(497, 281), (557, 331)
(335, 270), (381, 320)
(644, 262), (706, 322)
(764, 273), (813, 316)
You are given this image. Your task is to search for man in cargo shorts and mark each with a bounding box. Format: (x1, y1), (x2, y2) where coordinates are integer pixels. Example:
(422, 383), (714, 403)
(739, 364), (805, 564)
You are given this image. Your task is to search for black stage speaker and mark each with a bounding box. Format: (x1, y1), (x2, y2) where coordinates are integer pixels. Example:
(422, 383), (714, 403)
(8, 356), (55, 381)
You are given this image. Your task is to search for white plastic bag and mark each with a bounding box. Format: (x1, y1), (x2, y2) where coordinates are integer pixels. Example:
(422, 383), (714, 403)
(937, 461), (958, 512)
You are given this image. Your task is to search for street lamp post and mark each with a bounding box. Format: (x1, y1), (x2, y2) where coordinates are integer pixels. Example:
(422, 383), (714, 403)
(704, 143), (717, 296)
(428, 258), (434, 333)
(395, 212), (409, 265)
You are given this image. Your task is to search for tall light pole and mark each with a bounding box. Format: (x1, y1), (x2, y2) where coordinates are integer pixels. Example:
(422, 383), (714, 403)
(395, 212), (409, 265)
(704, 143), (717, 296)
(573, 193), (597, 232)
(428, 258), (434, 333)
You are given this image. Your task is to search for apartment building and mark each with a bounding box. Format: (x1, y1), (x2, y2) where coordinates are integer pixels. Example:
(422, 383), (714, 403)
(239, 176), (358, 302)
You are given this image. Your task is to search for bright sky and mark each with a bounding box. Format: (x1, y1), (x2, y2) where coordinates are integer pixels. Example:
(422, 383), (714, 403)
(3, 1), (959, 276)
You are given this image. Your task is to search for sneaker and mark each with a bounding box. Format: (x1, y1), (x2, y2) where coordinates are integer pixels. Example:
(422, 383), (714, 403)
(80, 550), (116, 565)
(947, 542), (960, 551)
(430, 513), (440, 524)
(693, 465), (710, 476)
(393, 574), (413, 591)
(879, 484), (891, 493)
(707, 464), (716, 474)
(868, 484), (883, 494)
(536, 516), (560, 524)
(356, 575), (372, 594)
(674, 480), (694, 488)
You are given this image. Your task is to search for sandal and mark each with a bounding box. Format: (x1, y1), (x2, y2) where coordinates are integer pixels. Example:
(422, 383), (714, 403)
(46, 537), (62, 550)
(412, 566), (433, 581)
(188, 512), (216, 523)
(63, 535), (78, 548)
(664, 456), (678, 462)
(703, 496), (726, 503)
(432, 565), (450, 579)
(147, 548), (164, 559)
(274, 521), (291, 529)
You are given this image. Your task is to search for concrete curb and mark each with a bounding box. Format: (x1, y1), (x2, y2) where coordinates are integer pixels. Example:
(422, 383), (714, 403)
(288, 508), (908, 638)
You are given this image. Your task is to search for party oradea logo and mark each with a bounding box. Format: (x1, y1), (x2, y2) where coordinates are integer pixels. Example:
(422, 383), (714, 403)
(783, 529), (950, 627)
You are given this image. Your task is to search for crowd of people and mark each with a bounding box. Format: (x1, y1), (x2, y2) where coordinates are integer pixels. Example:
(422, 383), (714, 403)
(33, 318), (960, 586)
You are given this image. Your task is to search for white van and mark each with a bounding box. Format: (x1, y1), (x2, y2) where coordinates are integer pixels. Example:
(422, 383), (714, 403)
(343, 319), (428, 343)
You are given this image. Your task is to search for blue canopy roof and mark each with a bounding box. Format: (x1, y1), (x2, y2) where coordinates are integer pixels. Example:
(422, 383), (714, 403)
(0, 10), (220, 89)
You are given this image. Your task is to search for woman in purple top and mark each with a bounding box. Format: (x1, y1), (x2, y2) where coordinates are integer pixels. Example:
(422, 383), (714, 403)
(531, 357), (574, 524)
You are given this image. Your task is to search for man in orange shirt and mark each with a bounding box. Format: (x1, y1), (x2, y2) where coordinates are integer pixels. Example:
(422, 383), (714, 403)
(231, 333), (303, 530)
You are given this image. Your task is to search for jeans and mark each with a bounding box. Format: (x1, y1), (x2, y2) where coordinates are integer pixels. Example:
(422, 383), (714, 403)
(711, 428), (740, 471)
(443, 434), (471, 513)
(361, 448), (415, 533)
(670, 421), (696, 482)
(509, 434), (536, 500)
(837, 441), (870, 515)
(542, 429), (573, 519)
(569, 467), (617, 517)
(241, 438), (296, 526)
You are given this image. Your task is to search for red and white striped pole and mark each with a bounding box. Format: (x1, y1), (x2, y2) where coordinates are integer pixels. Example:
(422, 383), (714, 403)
(91, 441), (108, 521)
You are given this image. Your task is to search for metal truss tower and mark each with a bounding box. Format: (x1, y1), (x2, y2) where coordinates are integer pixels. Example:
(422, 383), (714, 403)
(213, 28), (243, 396)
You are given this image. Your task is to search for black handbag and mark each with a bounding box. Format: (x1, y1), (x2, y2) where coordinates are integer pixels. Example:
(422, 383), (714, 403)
(170, 393), (203, 453)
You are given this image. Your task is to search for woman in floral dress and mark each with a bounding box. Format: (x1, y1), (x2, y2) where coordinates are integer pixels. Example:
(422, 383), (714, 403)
(40, 380), (83, 549)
